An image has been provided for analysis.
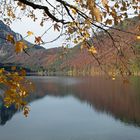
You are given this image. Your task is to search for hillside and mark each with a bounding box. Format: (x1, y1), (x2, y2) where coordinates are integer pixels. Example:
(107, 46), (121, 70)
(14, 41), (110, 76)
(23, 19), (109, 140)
(0, 17), (139, 74)
(42, 16), (140, 75)
(0, 20), (63, 71)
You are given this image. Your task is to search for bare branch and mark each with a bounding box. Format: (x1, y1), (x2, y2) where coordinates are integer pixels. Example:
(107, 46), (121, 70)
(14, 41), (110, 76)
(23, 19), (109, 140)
(15, 0), (66, 24)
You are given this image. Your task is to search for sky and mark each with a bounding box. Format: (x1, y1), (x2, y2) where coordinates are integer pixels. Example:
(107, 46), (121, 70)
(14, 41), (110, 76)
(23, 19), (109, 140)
(10, 0), (67, 49)
(9, 0), (81, 49)
(10, 15), (65, 49)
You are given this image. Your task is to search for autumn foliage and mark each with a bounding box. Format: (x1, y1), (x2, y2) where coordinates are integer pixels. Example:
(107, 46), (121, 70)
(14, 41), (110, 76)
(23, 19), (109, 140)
(0, 0), (139, 116)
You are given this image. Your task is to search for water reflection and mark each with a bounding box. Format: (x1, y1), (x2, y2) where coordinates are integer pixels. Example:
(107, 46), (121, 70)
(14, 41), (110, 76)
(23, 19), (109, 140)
(0, 100), (16, 125)
(0, 76), (140, 127)
(0, 85), (46, 125)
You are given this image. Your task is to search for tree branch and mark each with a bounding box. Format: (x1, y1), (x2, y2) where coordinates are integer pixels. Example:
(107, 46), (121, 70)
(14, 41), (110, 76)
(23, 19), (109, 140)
(15, 0), (66, 24)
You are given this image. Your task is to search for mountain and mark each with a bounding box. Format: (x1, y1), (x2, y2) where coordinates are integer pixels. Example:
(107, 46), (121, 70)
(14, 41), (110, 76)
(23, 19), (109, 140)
(40, 16), (140, 75)
(0, 17), (139, 74)
(0, 20), (64, 71)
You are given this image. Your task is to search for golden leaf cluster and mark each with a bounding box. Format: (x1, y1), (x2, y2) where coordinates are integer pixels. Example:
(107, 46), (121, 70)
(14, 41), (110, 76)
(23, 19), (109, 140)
(7, 7), (16, 19)
(17, 2), (26, 10)
(15, 41), (28, 53)
(88, 46), (97, 54)
(0, 68), (34, 117)
(6, 34), (28, 53)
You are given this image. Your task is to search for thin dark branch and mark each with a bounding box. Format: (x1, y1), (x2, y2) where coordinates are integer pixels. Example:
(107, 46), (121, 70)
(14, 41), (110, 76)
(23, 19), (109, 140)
(15, 0), (66, 24)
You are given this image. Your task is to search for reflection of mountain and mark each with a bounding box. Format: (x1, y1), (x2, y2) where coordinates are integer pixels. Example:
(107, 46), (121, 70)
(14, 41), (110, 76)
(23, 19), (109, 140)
(32, 76), (140, 127)
(1, 76), (140, 127)
(0, 102), (16, 125)
(0, 87), (47, 125)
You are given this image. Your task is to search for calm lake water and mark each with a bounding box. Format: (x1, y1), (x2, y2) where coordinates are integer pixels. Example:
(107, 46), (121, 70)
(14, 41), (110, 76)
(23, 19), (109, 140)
(0, 76), (140, 140)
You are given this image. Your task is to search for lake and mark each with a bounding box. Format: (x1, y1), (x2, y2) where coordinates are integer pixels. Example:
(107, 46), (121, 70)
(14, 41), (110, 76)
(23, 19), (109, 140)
(0, 76), (140, 140)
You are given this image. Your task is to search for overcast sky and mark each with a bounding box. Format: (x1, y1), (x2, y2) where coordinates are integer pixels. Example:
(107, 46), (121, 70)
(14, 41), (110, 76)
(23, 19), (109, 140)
(10, 16), (65, 49)
(10, 0), (66, 49)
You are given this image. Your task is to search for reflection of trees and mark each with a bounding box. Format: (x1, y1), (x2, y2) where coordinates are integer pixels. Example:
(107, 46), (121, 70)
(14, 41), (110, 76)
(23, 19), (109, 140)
(0, 84), (48, 126)
(1, 77), (140, 127)
(33, 77), (140, 127)
(0, 104), (17, 125)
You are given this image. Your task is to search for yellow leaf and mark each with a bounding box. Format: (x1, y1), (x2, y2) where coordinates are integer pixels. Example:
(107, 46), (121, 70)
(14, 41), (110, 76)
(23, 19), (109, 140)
(88, 46), (97, 54)
(137, 36), (140, 39)
(112, 77), (115, 80)
(15, 41), (27, 53)
(6, 34), (15, 44)
(71, 8), (77, 15)
(83, 31), (90, 38)
(73, 39), (78, 44)
(17, 2), (23, 6)
(27, 31), (34, 36)
(93, 7), (102, 22)
(105, 19), (112, 25)
(7, 8), (15, 18)
(0, 68), (4, 74)
(112, 73), (116, 80)
(102, 0), (108, 7)
(20, 69), (26, 76)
